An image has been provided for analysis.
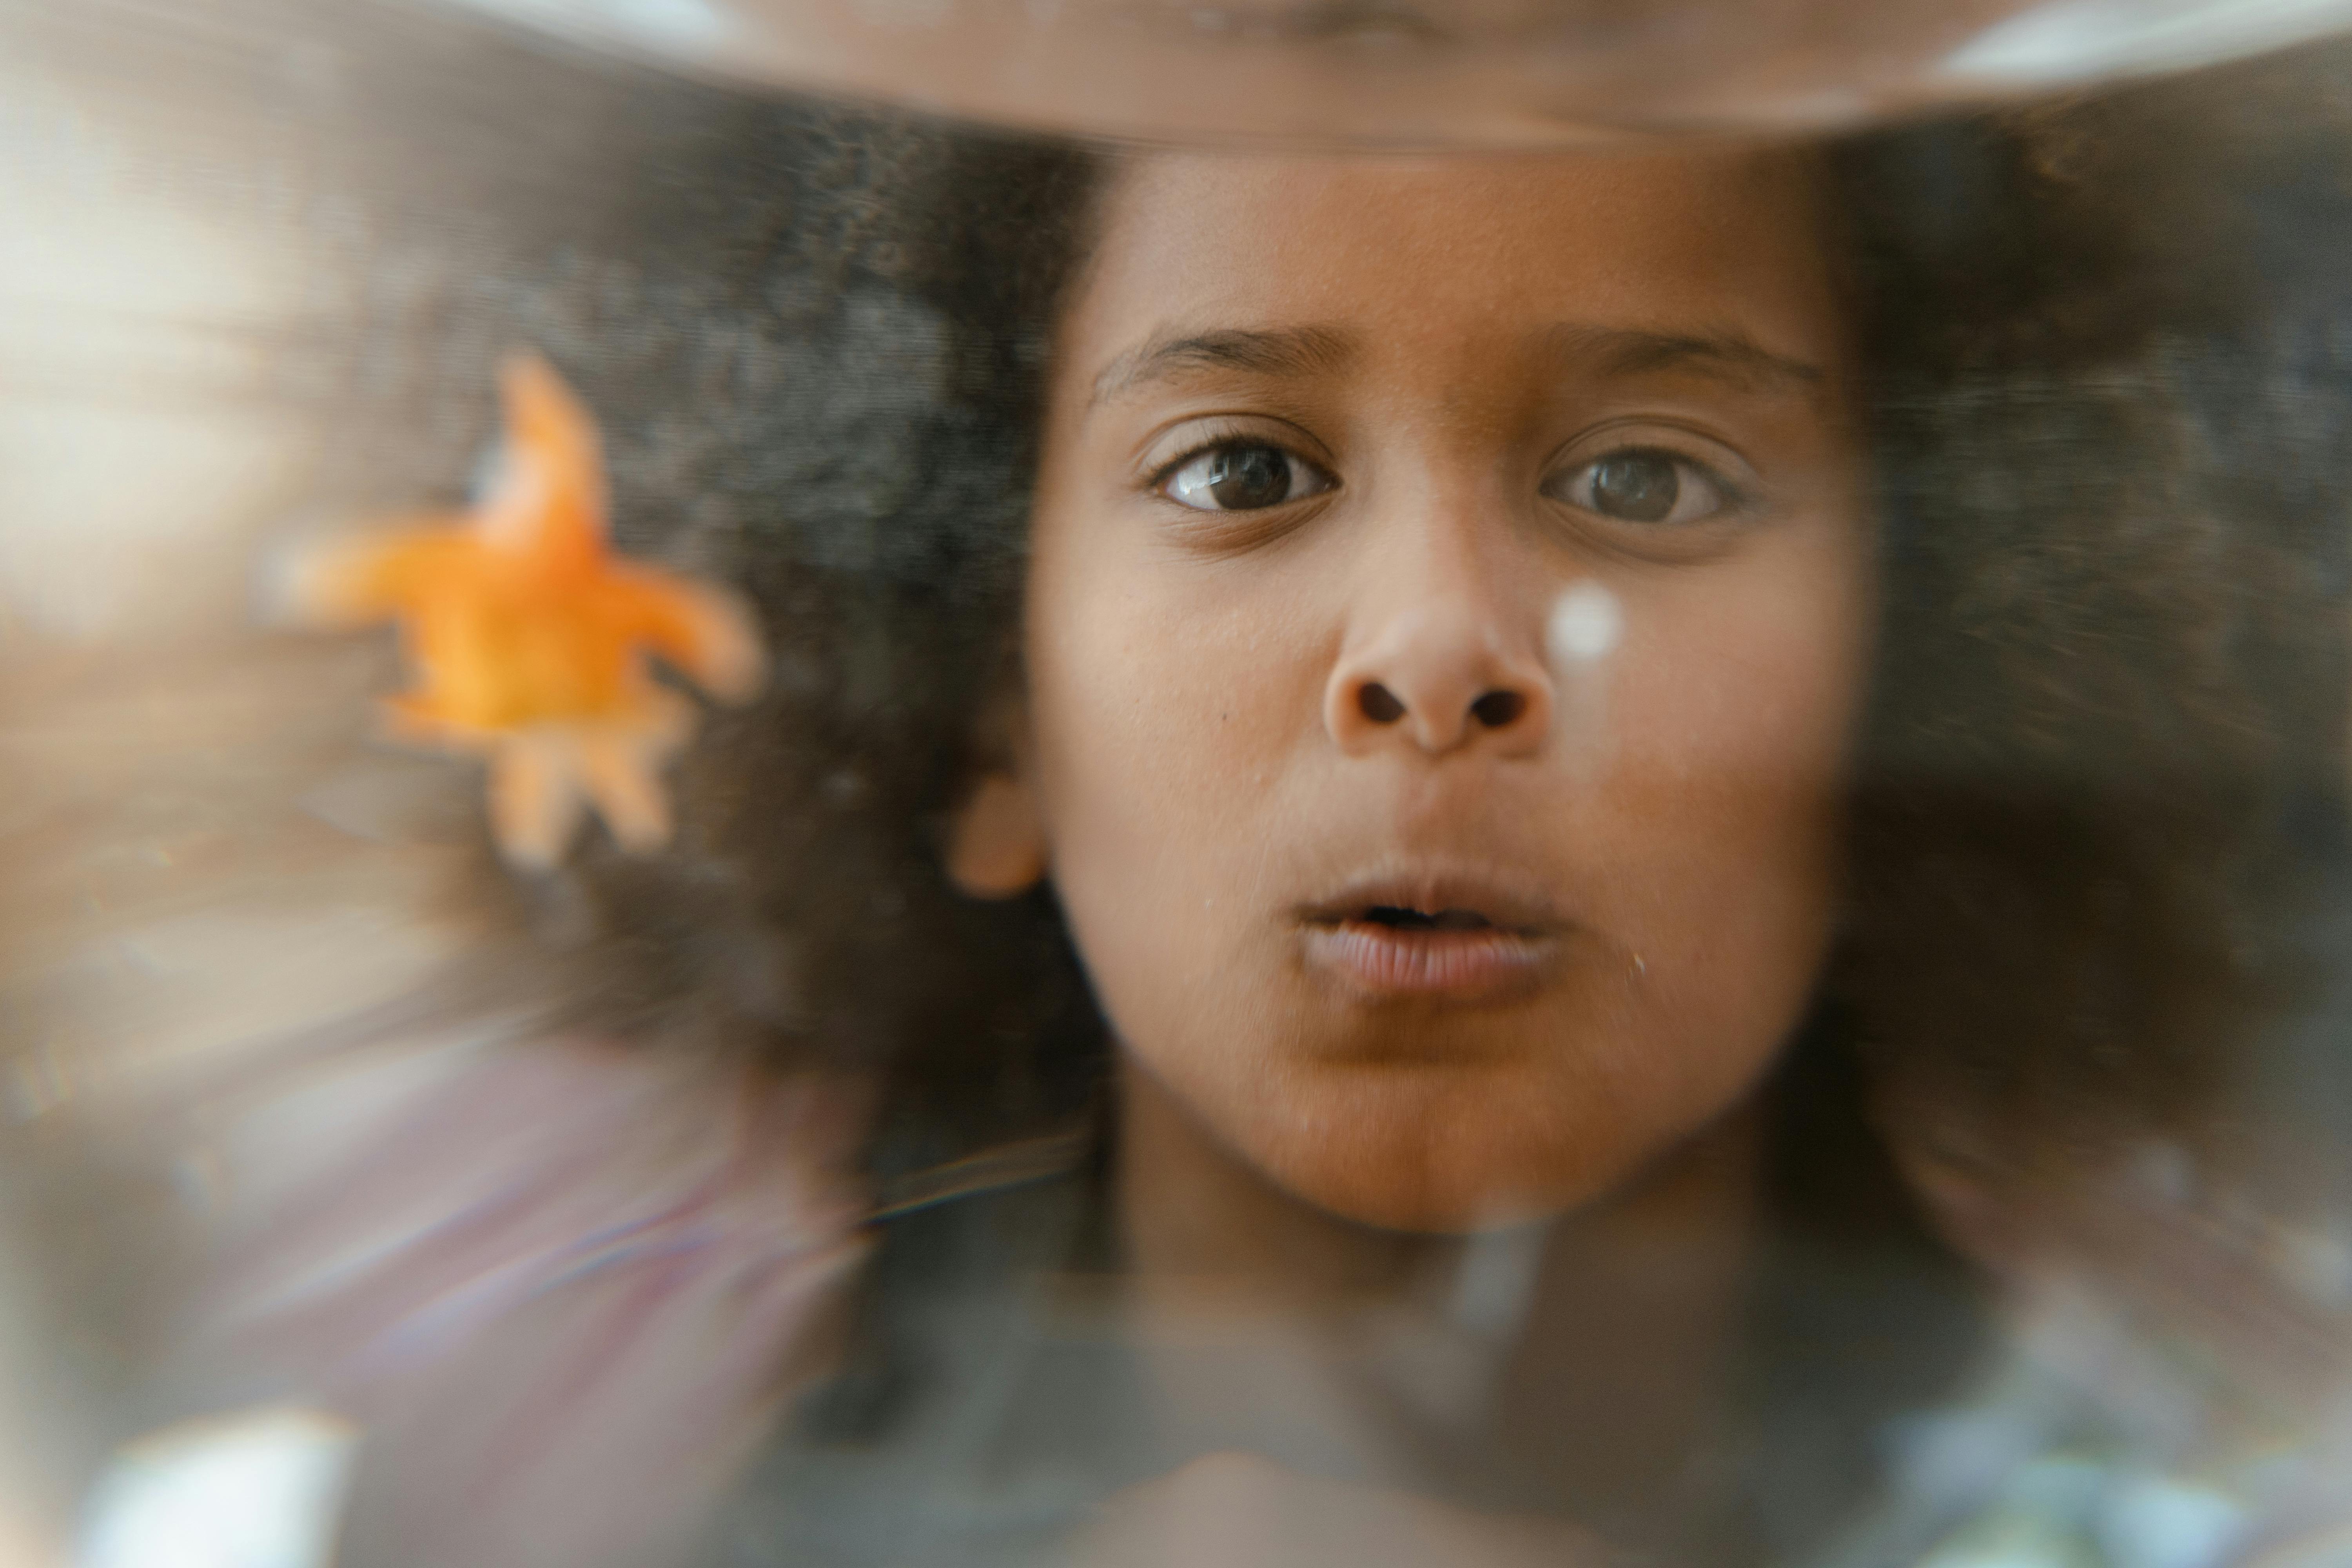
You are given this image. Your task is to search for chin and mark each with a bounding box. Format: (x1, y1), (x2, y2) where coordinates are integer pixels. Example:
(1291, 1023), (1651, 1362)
(1241, 1081), (1653, 1236)
(1276, 1156), (1605, 1236)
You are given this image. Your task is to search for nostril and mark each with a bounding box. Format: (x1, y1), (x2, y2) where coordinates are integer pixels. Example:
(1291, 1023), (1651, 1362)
(1469, 690), (1525, 729)
(1358, 683), (1406, 724)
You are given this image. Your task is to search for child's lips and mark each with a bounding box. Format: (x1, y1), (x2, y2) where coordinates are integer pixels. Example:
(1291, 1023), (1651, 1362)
(1301, 919), (1555, 1000)
(1294, 868), (1567, 1000)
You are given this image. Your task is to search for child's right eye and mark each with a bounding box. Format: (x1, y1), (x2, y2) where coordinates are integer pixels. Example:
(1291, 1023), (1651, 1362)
(1159, 441), (1336, 512)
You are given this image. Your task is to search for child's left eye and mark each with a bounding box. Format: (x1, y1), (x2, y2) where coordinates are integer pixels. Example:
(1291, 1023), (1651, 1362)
(1544, 448), (1741, 527)
(1160, 441), (1336, 512)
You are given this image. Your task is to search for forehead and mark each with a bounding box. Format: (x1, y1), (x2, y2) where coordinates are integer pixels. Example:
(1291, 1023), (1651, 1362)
(1066, 147), (1844, 375)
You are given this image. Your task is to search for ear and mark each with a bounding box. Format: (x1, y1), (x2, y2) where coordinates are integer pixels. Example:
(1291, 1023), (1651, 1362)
(948, 769), (1047, 898)
(947, 683), (1047, 898)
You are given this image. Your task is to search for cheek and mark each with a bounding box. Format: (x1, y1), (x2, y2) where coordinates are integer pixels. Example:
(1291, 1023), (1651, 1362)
(1027, 513), (1336, 820)
(1022, 542), (1324, 964)
(1611, 583), (1861, 843)
(1598, 540), (1868, 1018)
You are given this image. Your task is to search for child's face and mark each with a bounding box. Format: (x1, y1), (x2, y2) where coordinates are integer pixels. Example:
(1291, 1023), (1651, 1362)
(964, 149), (1868, 1231)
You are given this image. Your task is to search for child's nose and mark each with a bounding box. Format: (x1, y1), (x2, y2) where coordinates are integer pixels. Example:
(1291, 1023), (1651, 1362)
(1324, 597), (1555, 760)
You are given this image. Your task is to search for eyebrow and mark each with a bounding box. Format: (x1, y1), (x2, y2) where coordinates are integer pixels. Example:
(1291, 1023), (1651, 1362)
(1089, 325), (1356, 408)
(1085, 319), (1826, 410)
(1541, 324), (1827, 393)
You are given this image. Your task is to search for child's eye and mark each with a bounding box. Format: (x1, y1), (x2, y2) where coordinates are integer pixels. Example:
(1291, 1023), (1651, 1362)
(1545, 448), (1740, 526)
(1160, 441), (1336, 512)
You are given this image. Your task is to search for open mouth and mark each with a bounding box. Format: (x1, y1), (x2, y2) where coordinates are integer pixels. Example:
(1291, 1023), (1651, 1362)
(1357, 904), (1501, 933)
(1299, 877), (1563, 1000)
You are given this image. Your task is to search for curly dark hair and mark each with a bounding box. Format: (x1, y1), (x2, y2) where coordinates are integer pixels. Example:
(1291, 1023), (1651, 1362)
(1836, 53), (2352, 1280)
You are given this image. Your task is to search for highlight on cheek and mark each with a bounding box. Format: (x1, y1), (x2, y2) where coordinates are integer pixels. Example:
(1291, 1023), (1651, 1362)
(1546, 580), (1625, 670)
(1546, 579), (1624, 771)
(276, 352), (767, 869)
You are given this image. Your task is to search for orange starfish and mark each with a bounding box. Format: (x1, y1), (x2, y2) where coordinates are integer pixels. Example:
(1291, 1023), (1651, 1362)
(285, 354), (765, 868)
